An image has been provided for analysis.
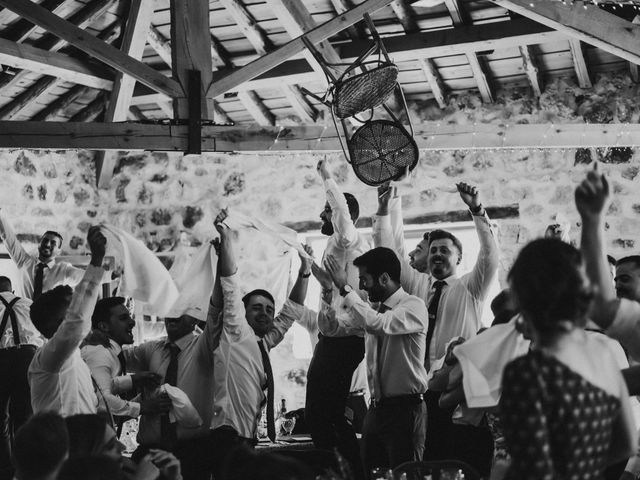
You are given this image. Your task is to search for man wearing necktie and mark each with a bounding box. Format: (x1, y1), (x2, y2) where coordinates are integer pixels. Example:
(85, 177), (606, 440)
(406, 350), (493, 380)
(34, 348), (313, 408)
(0, 210), (84, 299)
(81, 297), (169, 431)
(210, 209), (313, 480)
(372, 182), (499, 474)
(319, 246), (429, 473)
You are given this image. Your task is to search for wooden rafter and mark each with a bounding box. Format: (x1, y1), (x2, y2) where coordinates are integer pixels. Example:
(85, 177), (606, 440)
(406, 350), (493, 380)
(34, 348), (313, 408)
(218, 0), (272, 55)
(491, 0), (640, 65)
(283, 85), (318, 123)
(31, 84), (91, 121)
(328, 0), (363, 37)
(568, 39), (591, 88)
(519, 45), (542, 97)
(0, 75), (57, 120)
(418, 58), (446, 108)
(147, 25), (172, 68)
(237, 90), (275, 126)
(443, 0), (468, 26)
(466, 53), (493, 103)
(95, 0), (154, 188)
(212, 100), (233, 124)
(1, 0), (68, 44)
(631, 16), (640, 83)
(208, 0), (399, 98)
(0, 0), (183, 98)
(0, 122), (638, 151)
(390, 0), (419, 33)
(68, 92), (107, 122)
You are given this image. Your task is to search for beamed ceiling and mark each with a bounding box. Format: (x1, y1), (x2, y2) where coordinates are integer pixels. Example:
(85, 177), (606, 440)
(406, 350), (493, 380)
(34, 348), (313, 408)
(0, 0), (638, 187)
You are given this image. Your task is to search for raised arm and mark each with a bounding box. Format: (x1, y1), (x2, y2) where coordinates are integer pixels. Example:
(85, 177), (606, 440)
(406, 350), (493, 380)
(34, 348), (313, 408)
(576, 166), (619, 328)
(0, 209), (31, 267)
(202, 239), (224, 352)
(458, 182), (499, 300)
(288, 244), (314, 305)
(318, 159), (358, 248)
(38, 227), (105, 373)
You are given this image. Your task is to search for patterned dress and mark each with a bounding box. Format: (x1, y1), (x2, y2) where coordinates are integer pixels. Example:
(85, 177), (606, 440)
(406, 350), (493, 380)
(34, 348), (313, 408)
(500, 350), (621, 480)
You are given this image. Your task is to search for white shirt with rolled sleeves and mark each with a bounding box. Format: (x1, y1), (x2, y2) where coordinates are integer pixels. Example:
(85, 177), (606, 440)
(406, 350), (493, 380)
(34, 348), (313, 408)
(28, 265), (103, 416)
(320, 287), (428, 401)
(81, 339), (140, 418)
(0, 211), (85, 299)
(0, 291), (42, 348)
(372, 199), (499, 371)
(211, 273), (302, 439)
(322, 178), (371, 335)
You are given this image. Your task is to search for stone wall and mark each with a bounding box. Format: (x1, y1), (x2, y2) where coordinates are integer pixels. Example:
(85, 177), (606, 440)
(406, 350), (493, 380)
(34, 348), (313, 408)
(3, 70), (640, 409)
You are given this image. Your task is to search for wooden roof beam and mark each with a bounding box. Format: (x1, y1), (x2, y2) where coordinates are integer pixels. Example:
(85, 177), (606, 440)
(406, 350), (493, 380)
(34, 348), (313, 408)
(96, 0), (154, 188)
(31, 84), (91, 121)
(218, 0), (272, 55)
(443, 0), (469, 26)
(1, 0), (69, 44)
(0, 122), (639, 151)
(568, 39), (591, 89)
(237, 90), (275, 126)
(283, 85), (318, 123)
(212, 100), (232, 124)
(0, 74), (56, 119)
(208, 0), (399, 98)
(390, 0), (419, 33)
(466, 52), (493, 103)
(0, 0), (183, 98)
(519, 45), (542, 96)
(491, 0), (640, 66)
(68, 91), (107, 122)
(418, 58), (446, 108)
(147, 25), (172, 68)
(631, 16), (640, 83)
(328, 0), (363, 38)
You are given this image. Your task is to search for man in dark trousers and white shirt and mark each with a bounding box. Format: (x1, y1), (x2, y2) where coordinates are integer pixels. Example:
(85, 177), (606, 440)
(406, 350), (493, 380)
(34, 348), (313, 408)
(318, 246), (429, 473)
(0, 276), (40, 480)
(0, 211), (84, 300)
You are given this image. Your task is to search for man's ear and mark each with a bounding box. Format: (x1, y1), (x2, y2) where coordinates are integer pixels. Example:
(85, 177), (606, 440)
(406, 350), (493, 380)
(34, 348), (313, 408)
(379, 272), (390, 286)
(97, 321), (109, 333)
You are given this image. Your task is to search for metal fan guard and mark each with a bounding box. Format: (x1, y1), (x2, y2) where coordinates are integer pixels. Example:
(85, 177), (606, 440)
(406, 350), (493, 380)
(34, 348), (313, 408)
(347, 119), (418, 187)
(333, 63), (399, 119)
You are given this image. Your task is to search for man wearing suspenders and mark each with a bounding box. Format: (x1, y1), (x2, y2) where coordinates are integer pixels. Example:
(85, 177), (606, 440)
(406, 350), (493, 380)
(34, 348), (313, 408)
(0, 276), (41, 480)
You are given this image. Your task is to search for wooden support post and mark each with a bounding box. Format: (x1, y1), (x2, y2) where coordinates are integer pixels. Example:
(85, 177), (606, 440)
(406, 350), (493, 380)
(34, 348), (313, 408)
(630, 16), (640, 83)
(188, 70), (202, 155)
(569, 39), (591, 88)
(466, 52), (493, 103)
(418, 58), (447, 108)
(519, 45), (542, 97)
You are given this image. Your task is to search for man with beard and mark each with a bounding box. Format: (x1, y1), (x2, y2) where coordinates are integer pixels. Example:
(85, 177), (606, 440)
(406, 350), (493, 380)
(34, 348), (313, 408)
(318, 247), (428, 472)
(299, 160), (370, 480)
(614, 256), (640, 302)
(210, 209), (312, 479)
(0, 212), (84, 300)
(373, 182), (499, 470)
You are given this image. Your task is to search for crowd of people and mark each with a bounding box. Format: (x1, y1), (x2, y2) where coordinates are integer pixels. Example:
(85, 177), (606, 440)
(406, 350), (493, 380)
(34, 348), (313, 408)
(0, 159), (639, 480)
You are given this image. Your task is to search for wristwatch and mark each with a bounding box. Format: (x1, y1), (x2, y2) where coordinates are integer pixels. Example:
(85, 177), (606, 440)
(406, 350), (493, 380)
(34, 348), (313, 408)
(339, 284), (353, 297)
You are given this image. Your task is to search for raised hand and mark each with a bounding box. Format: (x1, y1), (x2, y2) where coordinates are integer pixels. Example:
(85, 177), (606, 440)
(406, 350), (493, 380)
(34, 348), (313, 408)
(575, 163), (609, 222)
(311, 262), (333, 290)
(456, 182), (481, 211)
(87, 226), (106, 267)
(299, 244), (314, 275)
(317, 158), (331, 181)
(324, 254), (348, 290)
(214, 208), (230, 237)
(376, 182), (395, 216)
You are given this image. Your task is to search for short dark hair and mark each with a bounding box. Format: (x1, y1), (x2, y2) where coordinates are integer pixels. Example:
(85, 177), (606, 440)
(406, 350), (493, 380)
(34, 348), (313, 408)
(42, 230), (63, 246)
(91, 296), (126, 329)
(607, 255), (617, 267)
(428, 229), (463, 257)
(617, 255), (640, 270)
(343, 193), (359, 222)
(353, 247), (401, 283)
(242, 289), (275, 308)
(13, 412), (69, 478)
(508, 238), (593, 333)
(490, 289), (518, 326)
(30, 285), (73, 336)
(57, 456), (126, 480)
(0, 276), (11, 292)
(65, 414), (110, 459)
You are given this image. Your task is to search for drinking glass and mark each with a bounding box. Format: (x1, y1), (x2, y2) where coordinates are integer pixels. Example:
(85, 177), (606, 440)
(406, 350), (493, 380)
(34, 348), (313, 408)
(281, 416), (296, 436)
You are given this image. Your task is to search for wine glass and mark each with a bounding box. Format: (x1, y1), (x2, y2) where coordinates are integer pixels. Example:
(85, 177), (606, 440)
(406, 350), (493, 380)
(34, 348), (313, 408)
(281, 416), (296, 436)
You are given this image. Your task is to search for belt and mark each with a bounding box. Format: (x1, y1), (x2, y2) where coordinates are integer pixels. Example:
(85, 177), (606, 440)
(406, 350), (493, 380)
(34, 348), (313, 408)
(371, 393), (423, 408)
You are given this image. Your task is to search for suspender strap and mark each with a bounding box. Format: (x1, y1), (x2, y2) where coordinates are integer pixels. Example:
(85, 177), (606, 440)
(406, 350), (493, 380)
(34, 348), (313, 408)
(0, 296), (21, 346)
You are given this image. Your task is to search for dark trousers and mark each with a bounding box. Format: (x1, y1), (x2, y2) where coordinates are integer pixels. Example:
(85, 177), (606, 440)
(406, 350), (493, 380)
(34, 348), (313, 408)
(0, 346), (35, 480)
(423, 390), (455, 461)
(305, 335), (365, 480)
(362, 399), (427, 474)
(135, 433), (215, 480)
(345, 393), (367, 434)
(210, 426), (256, 480)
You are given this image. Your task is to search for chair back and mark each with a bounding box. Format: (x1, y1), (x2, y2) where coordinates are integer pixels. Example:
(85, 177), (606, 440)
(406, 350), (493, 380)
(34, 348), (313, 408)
(392, 460), (481, 480)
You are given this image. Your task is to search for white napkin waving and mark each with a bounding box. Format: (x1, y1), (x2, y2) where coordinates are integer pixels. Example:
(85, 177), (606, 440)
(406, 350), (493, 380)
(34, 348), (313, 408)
(162, 384), (202, 428)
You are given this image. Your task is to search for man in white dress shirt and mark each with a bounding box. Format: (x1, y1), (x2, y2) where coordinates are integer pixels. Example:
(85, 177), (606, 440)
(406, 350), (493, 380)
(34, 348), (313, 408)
(319, 246), (429, 472)
(28, 226), (106, 416)
(0, 211), (84, 300)
(210, 209), (311, 479)
(373, 182), (499, 466)
(0, 276), (40, 480)
(81, 297), (170, 427)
